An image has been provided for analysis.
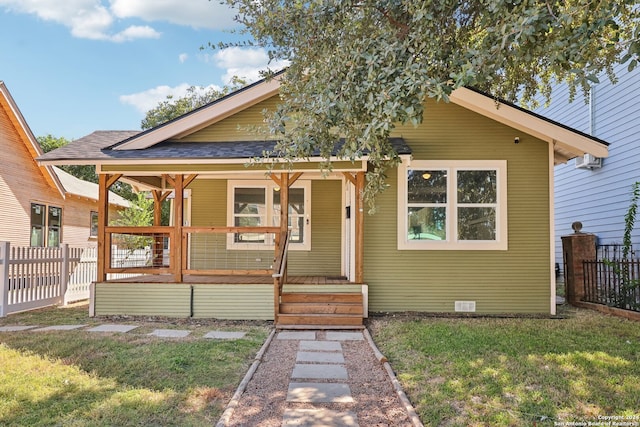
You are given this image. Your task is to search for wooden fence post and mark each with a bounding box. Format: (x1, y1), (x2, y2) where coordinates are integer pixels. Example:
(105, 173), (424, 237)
(0, 241), (10, 317)
(60, 244), (69, 306)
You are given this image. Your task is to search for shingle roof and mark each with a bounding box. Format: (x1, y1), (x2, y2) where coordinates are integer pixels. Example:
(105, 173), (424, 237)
(37, 130), (411, 163)
(52, 166), (129, 207)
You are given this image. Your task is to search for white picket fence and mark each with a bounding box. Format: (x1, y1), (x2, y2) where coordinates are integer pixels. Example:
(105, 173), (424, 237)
(0, 242), (145, 317)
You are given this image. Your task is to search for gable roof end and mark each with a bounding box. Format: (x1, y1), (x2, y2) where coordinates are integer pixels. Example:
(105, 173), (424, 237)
(112, 73), (284, 151)
(0, 81), (65, 197)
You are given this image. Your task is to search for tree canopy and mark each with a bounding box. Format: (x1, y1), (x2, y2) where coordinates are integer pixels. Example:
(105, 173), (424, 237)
(141, 78), (247, 129)
(225, 0), (639, 208)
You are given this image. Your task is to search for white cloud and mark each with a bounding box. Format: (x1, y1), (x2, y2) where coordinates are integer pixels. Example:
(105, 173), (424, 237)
(119, 83), (222, 114)
(111, 25), (161, 42)
(214, 47), (289, 84)
(0, 0), (235, 41)
(179, 53), (189, 63)
(110, 0), (237, 30)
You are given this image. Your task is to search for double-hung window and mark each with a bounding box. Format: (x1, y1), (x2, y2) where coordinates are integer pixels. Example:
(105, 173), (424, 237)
(30, 203), (63, 247)
(228, 180), (311, 250)
(398, 160), (507, 250)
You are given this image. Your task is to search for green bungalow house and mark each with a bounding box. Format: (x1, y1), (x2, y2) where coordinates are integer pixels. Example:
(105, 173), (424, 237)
(38, 76), (609, 328)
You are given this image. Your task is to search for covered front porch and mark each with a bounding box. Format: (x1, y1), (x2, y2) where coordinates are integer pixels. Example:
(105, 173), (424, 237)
(93, 169), (368, 328)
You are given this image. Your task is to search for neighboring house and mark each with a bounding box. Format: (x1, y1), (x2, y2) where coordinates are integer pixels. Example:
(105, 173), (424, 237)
(38, 76), (608, 325)
(534, 64), (640, 269)
(0, 81), (128, 248)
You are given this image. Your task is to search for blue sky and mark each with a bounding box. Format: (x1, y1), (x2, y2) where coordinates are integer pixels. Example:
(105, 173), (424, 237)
(0, 0), (284, 140)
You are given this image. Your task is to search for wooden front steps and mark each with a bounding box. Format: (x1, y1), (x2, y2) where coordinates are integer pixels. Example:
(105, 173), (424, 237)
(276, 292), (364, 329)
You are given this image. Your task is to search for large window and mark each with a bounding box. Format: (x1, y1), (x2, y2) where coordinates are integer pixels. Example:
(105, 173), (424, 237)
(30, 203), (63, 247)
(228, 180), (311, 250)
(398, 160), (507, 250)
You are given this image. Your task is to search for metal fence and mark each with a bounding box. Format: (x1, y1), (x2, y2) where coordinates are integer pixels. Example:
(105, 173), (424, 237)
(583, 258), (640, 313)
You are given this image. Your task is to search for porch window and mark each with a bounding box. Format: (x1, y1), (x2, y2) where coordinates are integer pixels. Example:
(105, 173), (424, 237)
(398, 160), (507, 250)
(228, 180), (311, 250)
(30, 203), (63, 247)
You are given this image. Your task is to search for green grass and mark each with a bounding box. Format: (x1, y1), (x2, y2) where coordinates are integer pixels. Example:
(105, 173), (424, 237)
(0, 305), (270, 426)
(369, 307), (640, 426)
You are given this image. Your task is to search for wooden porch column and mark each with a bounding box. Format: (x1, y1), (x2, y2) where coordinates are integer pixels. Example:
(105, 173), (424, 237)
(152, 191), (170, 267)
(172, 175), (184, 282)
(97, 174), (121, 282)
(355, 171), (365, 283)
(280, 173), (289, 235)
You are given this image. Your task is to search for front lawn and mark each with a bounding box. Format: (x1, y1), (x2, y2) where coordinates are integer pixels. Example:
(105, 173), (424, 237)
(0, 305), (270, 426)
(368, 307), (640, 426)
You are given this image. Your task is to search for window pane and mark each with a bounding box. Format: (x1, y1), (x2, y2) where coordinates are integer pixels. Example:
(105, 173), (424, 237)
(47, 228), (60, 247)
(234, 216), (265, 243)
(458, 207), (496, 240)
(408, 206), (446, 241)
(30, 204), (45, 247)
(457, 170), (497, 204)
(234, 188), (265, 214)
(90, 212), (99, 237)
(48, 206), (62, 227)
(31, 203), (45, 226)
(408, 170), (447, 204)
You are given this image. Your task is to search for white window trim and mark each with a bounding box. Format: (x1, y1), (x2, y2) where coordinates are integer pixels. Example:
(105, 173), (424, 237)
(397, 160), (508, 250)
(227, 180), (311, 251)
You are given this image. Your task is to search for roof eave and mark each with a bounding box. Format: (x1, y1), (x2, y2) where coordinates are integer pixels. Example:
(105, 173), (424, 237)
(449, 87), (609, 161)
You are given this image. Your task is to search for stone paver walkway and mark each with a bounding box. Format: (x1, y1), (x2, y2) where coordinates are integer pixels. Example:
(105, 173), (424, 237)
(283, 331), (358, 425)
(0, 323), (250, 341)
(219, 330), (421, 427)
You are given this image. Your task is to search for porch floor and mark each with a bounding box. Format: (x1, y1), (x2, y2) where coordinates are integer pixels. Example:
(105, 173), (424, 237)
(105, 274), (353, 285)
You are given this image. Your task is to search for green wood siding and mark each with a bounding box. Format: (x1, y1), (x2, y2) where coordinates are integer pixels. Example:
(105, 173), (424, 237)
(192, 285), (273, 319)
(365, 99), (551, 314)
(180, 97), (280, 142)
(94, 283), (191, 317)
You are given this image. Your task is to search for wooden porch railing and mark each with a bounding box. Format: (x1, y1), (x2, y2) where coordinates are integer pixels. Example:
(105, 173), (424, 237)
(272, 230), (290, 324)
(103, 226), (286, 278)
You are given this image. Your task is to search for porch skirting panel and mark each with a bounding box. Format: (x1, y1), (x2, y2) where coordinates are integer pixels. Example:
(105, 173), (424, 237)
(93, 282), (274, 320)
(192, 284), (273, 320)
(94, 283), (192, 317)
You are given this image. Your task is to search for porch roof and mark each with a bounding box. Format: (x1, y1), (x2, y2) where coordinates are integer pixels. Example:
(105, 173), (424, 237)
(37, 131), (411, 164)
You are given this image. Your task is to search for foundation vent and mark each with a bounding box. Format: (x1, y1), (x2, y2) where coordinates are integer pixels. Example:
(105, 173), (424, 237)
(454, 301), (476, 312)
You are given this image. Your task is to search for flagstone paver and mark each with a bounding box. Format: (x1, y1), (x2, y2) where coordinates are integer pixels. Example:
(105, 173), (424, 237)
(282, 408), (359, 427)
(278, 331), (316, 340)
(292, 363), (348, 380)
(287, 382), (354, 403)
(296, 350), (345, 364)
(0, 325), (39, 332)
(87, 324), (139, 333)
(149, 329), (191, 338)
(203, 331), (246, 340)
(325, 331), (364, 341)
(299, 340), (342, 352)
(33, 325), (87, 331)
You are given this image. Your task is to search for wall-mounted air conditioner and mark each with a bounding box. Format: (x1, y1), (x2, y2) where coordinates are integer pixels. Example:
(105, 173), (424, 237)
(575, 153), (602, 169)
